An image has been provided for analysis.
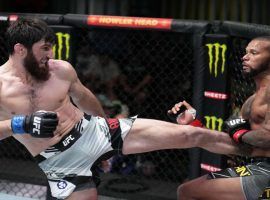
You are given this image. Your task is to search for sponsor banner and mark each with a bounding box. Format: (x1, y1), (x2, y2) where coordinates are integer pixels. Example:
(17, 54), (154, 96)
(53, 32), (71, 60)
(51, 26), (74, 64)
(204, 91), (228, 100)
(0, 16), (8, 21)
(87, 15), (172, 30)
(9, 15), (18, 21)
(204, 115), (224, 131)
(205, 42), (227, 78)
(200, 163), (222, 172)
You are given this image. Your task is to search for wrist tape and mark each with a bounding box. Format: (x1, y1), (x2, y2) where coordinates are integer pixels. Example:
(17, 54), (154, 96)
(11, 115), (25, 134)
(189, 119), (204, 127)
(233, 129), (249, 143)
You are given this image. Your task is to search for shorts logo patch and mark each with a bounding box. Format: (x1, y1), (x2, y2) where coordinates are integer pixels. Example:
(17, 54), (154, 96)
(57, 181), (67, 189)
(106, 118), (120, 136)
(260, 187), (270, 199)
(234, 166), (251, 176)
(107, 118), (120, 131)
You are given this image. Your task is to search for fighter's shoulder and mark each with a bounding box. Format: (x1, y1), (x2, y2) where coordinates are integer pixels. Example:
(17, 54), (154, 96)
(48, 59), (76, 79)
(242, 94), (255, 109)
(0, 66), (6, 97)
(48, 59), (72, 71)
(0, 65), (10, 83)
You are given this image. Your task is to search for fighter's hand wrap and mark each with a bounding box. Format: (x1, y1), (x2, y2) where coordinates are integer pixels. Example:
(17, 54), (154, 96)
(11, 110), (59, 138)
(167, 105), (203, 127)
(223, 117), (250, 143)
(189, 118), (204, 127)
(167, 105), (187, 123)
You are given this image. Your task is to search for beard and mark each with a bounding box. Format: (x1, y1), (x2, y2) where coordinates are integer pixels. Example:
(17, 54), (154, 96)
(23, 51), (50, 81)
(242, 63), (269, 79)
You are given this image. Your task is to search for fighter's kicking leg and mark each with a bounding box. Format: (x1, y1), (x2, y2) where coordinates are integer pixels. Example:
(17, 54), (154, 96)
(122, 118), (240, 155)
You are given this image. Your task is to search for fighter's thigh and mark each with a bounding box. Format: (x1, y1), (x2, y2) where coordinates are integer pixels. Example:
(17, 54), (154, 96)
(180, 175), (245, 200)
(66, 188), (98, 200)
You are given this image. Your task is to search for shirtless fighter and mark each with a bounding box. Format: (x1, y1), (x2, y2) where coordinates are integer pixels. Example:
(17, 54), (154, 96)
(174, 36), (270, 200)
(0, 17), (264, 200)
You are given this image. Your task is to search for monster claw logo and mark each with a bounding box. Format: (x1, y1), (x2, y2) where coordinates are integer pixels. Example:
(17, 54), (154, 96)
(205, 43), (227, 77)
(204, 116), (223, 131)
(53, 32), (70, 60)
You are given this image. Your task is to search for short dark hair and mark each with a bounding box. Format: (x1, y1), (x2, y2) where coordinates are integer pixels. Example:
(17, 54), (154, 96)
(6, 17), (56, 55)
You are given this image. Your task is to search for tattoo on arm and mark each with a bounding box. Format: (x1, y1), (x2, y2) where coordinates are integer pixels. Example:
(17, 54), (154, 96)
(242, 129), (270, 148)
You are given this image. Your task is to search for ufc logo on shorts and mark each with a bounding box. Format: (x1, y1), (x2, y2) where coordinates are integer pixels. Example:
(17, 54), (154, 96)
(228, 118), (246, 126)
(33, 116), (41, 135)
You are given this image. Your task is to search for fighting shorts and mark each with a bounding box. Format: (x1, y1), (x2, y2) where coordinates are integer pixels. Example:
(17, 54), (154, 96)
(34, 114), (136, 199)
(209, 161), (270, 200)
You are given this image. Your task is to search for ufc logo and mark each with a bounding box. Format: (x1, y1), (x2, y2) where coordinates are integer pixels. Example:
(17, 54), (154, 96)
(63, 135), (75, 146)
(33, 116), (41, 135)
(229, 118), (246, 126)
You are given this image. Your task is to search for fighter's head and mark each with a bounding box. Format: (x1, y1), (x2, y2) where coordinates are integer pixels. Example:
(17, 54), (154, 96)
(6, 18), (56, 81)
(242, 36), (270, 78)
(6, 17), (55, 55)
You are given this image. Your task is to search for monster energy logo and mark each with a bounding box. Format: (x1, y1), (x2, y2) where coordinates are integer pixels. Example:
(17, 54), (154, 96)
(204, 116), (223, 131)
(53, 32), (70, 60)
(205, 43), (227, 77)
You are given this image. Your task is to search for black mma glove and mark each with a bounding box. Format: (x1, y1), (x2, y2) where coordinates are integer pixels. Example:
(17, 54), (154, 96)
(11, 110), (59, 138)
(223, 117), (250, 143)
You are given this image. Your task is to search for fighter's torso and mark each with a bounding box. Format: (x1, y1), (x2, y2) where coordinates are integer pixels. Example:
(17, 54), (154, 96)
(0, 60), (83, 155)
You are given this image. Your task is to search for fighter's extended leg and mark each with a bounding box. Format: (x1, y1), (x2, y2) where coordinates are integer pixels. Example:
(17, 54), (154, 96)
(122, 118), (240, 155)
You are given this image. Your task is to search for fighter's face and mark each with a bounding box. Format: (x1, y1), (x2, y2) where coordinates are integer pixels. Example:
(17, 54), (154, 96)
(242, 39), (270, 78)
(23, 40), (54, 81)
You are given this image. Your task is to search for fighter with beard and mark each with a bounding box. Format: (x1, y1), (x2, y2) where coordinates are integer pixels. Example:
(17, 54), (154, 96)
(174, 36), (270, 200)
(0, 17), (106, 199)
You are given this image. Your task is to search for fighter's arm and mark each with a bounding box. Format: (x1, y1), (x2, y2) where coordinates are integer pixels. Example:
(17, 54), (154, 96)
(240, 91), (270, 148)
(0, 119), (14, 140)
(63, 61), (106, 117)
(0, 81), (12, 139)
